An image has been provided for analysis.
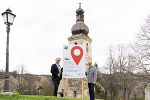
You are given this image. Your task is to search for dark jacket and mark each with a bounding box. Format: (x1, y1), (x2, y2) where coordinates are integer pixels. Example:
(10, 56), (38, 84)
(51, 64), (63, 81)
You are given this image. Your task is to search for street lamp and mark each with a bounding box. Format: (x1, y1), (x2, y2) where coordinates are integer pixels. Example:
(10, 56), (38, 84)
(2, 8), (16, 92)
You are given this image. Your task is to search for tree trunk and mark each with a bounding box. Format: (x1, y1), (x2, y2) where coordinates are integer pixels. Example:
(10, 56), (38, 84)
(110, 92), (113, 100)
(134, 93), (136, 100)
(123, 89), (126, 100)
(116, 94), (118, 100)
(127, 92), (130, 100)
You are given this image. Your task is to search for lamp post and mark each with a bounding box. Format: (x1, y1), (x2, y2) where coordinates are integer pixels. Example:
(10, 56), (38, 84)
(2, 8), (16, 92)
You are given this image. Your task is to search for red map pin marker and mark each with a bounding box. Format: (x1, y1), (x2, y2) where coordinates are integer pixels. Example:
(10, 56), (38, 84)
(71, 46), (83, 65)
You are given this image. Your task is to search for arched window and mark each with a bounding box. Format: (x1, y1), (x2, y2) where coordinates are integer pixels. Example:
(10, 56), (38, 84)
(86, 43), (88, 52)
(74, 42), (77, 45)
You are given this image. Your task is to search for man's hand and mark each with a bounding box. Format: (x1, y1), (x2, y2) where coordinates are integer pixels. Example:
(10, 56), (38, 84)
(93, 82), (96, 85)
(57, 74), (60, 77)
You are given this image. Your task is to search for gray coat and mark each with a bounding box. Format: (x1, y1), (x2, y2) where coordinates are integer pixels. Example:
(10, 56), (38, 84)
(86, 66), (97, 83)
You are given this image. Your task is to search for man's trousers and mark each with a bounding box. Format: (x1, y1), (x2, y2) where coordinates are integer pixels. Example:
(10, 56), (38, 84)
(88, 83), (95, 100)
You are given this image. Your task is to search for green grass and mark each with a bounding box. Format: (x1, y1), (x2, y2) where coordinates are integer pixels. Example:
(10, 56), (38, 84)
(0, 93), (103, 100)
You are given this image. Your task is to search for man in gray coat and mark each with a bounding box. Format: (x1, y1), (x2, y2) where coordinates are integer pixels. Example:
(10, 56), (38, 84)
(86, 62), (97, 100)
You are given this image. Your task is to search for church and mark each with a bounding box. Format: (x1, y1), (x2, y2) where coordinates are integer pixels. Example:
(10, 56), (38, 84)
(58, 3), (92, 98)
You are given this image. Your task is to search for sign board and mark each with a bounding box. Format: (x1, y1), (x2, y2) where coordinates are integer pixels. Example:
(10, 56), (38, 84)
(63, 44), (85, 78)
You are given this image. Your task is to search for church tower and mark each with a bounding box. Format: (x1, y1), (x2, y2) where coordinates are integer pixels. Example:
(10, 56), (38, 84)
(58, 3), (92, 98)
(68, 3), (92, 67)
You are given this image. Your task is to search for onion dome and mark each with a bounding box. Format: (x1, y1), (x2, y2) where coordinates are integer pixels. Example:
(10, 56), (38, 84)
(71, 3), (89, 35)
(71, 21), (89, 35)
(76, 3), (84, 15)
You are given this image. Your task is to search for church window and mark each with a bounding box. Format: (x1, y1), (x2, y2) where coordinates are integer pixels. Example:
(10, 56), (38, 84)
(74, 42), (78, 45)
(86, 43), (88, 52)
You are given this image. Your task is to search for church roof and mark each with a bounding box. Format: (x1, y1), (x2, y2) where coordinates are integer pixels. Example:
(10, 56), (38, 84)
(71, 3), (89, 35)
(76, 3), (84, 15)
(71, 21), (89, 35)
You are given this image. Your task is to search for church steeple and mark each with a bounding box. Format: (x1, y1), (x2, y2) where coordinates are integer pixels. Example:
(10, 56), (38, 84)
(71, 3), (89, 35)
(59, 4), (92, 98)
(76, 3), (84, 22)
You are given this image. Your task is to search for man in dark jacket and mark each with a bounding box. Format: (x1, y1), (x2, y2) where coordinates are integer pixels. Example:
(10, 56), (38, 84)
(51, 58), (63, 96)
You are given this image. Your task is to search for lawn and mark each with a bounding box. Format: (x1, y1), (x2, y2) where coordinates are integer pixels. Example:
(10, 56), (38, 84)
(0, 93), (103, 100)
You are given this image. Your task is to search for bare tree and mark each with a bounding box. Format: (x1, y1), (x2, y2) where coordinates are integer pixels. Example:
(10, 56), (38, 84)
(103, 46), (122, 100)
(104, 45), (140, 100)
(14, 65), (39, 95)
(133, 15), (150, 79)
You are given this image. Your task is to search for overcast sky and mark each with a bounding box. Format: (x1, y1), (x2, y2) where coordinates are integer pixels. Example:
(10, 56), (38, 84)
(0, 0), (150, 75)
